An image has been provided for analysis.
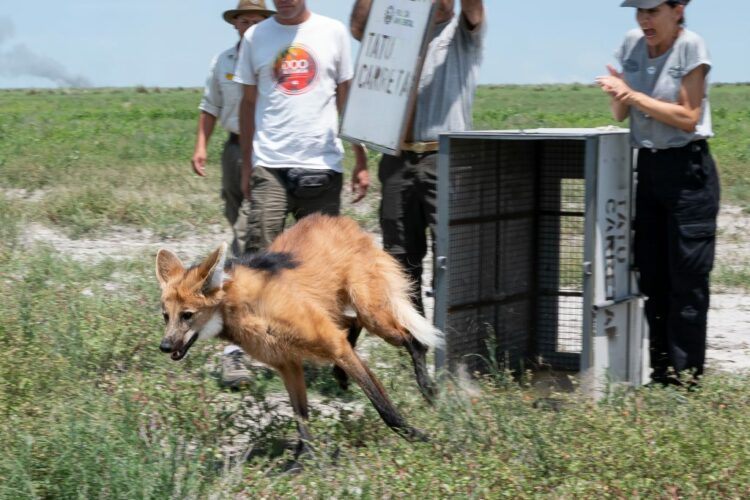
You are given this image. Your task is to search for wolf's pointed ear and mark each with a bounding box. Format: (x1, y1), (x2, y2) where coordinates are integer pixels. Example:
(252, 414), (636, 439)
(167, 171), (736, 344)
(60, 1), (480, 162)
(155, 249), (185, 289)
(197, 242), (228, 295)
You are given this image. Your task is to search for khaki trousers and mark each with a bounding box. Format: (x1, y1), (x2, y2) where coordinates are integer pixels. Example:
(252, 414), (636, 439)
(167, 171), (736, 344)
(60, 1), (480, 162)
(220, 139), (250, 256)
(235, 166), (342, 254)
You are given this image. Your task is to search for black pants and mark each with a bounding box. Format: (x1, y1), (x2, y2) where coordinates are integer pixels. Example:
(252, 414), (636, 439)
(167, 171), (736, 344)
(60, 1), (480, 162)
(634, 140), (720, 381)
(378, 151), (438, 314)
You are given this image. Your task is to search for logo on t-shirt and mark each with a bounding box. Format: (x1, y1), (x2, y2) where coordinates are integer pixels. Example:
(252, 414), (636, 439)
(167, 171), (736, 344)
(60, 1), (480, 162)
(273, 44), (318, 95)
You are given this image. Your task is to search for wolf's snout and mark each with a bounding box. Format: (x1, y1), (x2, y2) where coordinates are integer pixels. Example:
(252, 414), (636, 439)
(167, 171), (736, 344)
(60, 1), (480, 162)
(159, 338), (174, 353)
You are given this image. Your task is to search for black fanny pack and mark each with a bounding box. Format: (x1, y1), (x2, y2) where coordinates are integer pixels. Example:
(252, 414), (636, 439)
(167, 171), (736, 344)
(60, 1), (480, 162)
(285, 168), (336, 199)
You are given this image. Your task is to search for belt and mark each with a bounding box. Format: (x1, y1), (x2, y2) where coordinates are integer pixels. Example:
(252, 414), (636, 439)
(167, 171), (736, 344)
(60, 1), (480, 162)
(228, 132), (240, 144)
(401, 141), (439, 153)
(639, 139), (707, 154)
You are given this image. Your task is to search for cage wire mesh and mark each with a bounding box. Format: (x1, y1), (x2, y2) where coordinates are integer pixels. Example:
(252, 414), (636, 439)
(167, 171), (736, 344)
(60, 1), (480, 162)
(444, 138), (586, 373)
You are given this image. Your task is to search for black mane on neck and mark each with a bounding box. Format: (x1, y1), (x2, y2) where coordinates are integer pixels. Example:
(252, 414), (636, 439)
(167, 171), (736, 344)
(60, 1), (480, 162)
(227, 251), (299, 275)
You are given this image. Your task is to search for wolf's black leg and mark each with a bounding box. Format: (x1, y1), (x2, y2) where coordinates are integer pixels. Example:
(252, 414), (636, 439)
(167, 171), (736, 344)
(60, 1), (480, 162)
(405, 337), (437, 404)
(333, 323), (362, 390)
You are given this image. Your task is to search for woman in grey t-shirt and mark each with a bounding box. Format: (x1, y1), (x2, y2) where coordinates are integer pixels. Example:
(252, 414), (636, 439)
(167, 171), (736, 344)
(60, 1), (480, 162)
(596, 0), (720, 387)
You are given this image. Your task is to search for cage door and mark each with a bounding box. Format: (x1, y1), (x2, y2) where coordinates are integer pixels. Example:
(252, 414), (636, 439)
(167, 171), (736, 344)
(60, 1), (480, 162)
(583, 133), (648, 387)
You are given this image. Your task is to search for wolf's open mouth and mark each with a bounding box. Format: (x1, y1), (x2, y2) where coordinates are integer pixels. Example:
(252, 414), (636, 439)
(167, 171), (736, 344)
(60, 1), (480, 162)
(171, 332), (198, 361)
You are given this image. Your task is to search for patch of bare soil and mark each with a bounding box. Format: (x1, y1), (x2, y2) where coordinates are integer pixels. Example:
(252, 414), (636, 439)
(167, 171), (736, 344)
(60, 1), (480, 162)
(707, 294), (750, 371)
(708, 205), (750, 372)
(716, 205), (750, 272)
(20, 222), (232, 264)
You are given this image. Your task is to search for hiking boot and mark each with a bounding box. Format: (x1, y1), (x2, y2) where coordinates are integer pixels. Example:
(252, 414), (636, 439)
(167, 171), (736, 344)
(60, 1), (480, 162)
(220, 350), (252, 388)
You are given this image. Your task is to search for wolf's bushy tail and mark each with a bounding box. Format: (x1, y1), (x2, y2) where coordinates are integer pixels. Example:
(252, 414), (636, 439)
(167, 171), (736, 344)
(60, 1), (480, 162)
(381, 256), (445, 349)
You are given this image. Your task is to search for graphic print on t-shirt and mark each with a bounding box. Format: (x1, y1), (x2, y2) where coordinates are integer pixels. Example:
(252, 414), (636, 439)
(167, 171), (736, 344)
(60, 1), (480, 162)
(273, 44), (318, 95)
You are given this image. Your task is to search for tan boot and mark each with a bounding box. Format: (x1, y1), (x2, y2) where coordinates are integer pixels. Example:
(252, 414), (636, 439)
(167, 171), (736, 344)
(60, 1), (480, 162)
(220, 350), (252, 388)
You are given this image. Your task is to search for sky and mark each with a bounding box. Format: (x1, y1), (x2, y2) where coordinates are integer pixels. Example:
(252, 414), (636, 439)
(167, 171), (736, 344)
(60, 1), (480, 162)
(0, 0), (748, 89)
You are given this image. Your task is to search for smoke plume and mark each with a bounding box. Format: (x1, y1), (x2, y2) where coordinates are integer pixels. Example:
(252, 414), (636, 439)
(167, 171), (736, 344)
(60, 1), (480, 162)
(0, 17), (14, 45)
(0, 17), (93, 88)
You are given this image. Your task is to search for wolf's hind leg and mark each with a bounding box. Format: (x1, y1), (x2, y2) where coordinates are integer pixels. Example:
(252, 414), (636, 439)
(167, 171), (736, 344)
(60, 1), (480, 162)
(332, 322), (362, 391)
(351, 280), (438, 403)
(404, 336), (437, 403)
(336, 345), (427, 442)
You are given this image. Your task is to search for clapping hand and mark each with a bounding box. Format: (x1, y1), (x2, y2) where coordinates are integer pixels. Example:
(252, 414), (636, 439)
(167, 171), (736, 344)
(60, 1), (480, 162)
(596, 64), (633, 103)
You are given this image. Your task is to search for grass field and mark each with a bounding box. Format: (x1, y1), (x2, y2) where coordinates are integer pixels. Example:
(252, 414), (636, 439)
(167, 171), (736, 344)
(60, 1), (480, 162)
(1, 85), (750, 498)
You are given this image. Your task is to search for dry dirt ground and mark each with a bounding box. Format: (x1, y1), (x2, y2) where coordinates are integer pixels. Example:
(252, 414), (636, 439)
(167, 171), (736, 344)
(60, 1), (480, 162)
(707, 205), (750, 371)
(10, 188), (750, 375)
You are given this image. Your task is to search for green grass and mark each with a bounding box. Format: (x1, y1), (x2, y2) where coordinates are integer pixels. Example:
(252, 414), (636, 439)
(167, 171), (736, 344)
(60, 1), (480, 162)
(0, 217), (749, 496)
(0, 87), (383, 236)
(713, 265), (750, 292)
(1, 85), (749, 497)
(1, 84), (748, 237)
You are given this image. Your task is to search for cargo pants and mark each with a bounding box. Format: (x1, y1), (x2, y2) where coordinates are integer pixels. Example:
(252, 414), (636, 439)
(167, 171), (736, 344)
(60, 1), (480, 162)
(378, 151), (438, 315)
(634, 140), (720, 382)
(237, 165), (342, 254)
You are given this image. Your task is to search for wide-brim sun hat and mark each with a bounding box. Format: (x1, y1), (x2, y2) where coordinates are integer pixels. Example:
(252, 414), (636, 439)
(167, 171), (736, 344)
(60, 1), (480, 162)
(620, 0), (689, 7)
(223, 0), (275, 24)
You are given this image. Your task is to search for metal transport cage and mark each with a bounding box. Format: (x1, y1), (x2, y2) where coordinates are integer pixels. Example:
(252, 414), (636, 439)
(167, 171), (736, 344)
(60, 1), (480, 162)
(434, 128), (648, 388)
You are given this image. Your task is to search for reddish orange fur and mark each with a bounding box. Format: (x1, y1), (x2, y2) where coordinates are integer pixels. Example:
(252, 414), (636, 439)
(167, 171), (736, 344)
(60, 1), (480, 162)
(156, 214), (440, 447)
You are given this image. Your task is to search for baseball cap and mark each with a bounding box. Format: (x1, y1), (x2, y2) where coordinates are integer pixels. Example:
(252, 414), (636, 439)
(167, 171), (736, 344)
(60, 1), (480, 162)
(620, 0), (689, 7)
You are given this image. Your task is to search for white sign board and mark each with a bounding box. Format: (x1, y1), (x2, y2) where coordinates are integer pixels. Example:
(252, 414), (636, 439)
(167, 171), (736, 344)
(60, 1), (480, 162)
(340, 0), (436, 155)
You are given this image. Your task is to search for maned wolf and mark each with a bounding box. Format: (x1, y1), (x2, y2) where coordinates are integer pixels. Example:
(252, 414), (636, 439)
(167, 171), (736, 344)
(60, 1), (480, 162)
(155, 214), (443, 450)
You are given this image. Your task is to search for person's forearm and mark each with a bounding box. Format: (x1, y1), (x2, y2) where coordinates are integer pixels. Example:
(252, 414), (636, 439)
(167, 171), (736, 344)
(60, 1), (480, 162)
(610, 98), (629, 122)
(240, 110), (255, 168)
(239, 90), (256, 180)
(627, 92), (702, 133)
(350, 0), (372, 41)
(628, 66), (706, 133)
(352, 143), (367, 166)
(350, 143), (369, 202)
(195, 111), (217, 151)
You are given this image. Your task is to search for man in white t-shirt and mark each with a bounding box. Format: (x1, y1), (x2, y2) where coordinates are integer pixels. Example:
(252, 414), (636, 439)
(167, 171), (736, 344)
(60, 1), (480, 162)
(192, 0), (275, 257)
(192, 0), (275, 390)
(234, 0), (369, 253)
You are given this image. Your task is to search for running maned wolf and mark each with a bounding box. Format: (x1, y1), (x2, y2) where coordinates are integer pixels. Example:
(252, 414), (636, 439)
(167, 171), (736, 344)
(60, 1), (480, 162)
(155, 214), (443, 448)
